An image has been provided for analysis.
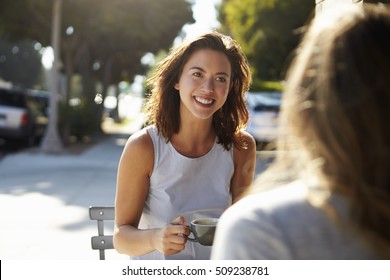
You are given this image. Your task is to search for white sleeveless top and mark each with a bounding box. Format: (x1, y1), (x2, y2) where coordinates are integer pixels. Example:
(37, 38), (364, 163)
(131, 125), (234, 260)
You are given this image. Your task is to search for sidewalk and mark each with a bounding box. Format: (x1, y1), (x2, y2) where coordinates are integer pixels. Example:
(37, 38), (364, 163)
(0, 123), (273, 260)
(0, 134), (130, 260)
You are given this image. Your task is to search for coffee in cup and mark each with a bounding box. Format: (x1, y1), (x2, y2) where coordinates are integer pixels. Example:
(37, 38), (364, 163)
(187, 218), (218, 246)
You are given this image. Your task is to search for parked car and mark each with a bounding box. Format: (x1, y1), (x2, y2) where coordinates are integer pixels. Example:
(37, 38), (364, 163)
(0, 87), (49, 146)
(245, 92), (282, 150)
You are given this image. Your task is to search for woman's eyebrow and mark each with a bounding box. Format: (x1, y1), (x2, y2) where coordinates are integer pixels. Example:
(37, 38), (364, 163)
(189, 66), (230, 77)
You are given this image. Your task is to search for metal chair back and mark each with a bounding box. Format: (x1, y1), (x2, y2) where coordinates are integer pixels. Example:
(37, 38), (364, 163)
(89, 206), (115, 260)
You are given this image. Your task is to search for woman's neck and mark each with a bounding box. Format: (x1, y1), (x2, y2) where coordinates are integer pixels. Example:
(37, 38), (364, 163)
(170, 119), (216, 158)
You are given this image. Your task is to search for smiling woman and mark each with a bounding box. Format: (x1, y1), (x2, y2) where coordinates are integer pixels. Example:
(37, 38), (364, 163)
(113, 31), (256, 260)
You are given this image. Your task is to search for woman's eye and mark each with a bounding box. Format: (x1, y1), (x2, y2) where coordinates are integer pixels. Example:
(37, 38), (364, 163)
(192, 72), (202, 78)
(216, 77), (227, 83)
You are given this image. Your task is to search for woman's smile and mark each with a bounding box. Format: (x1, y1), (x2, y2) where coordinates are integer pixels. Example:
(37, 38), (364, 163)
(194, 96), (214, 106)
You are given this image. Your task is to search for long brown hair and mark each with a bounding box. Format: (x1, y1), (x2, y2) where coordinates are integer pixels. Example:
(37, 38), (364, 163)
(145, 31), (252, 150)
(255, 4), (390, 257)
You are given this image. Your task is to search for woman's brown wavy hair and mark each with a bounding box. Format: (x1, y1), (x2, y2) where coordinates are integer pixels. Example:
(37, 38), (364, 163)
(260, 4), (390, 257)
(145, 31), (251, 150)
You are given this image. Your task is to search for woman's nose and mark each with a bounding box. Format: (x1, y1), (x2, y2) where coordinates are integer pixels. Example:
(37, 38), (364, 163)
(202, 78), (214, 93)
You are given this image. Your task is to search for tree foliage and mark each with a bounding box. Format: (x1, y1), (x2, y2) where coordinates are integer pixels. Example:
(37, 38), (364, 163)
(0, 0), (193, 137)
(0, 0), (194, 94)
(218, 0), (315, 86)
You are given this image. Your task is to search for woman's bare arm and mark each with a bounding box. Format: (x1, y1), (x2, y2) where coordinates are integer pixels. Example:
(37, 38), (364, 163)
(231, 131), (257, 203)
(113, 129), (189, 256)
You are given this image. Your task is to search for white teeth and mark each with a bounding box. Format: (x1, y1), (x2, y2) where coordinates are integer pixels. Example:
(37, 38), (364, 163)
(195, 96), (213, 105)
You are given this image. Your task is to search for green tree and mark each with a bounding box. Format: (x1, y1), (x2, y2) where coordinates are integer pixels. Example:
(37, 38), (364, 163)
(218, 0), (315, 88)
(0, 0), (193, 136)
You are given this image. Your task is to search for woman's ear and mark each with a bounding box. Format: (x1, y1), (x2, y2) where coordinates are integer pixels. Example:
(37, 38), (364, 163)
(174, 83), (180, 90)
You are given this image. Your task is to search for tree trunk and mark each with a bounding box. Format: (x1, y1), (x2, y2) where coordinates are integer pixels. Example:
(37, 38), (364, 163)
(41, 0), (63, 153)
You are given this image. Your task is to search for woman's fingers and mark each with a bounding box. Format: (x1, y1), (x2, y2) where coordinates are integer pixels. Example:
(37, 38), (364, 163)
(168, 223), (190, 237)
(153, 223), (189, 255)
(153, 216), (194, 255)
(170, 216), (190, 236)
(171, 215), (189, 226)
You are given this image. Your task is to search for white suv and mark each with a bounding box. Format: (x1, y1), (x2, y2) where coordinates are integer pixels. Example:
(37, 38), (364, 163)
(0, 87), (49, 146)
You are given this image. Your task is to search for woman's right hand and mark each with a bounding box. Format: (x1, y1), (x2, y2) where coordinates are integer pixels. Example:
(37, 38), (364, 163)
(152, 216), (190, 255)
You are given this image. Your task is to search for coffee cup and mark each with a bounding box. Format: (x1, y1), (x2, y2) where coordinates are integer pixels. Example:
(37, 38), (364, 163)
(187, 218), (219, 246)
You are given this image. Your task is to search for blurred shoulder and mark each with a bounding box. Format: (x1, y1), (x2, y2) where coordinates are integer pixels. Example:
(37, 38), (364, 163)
(228, 181), (308, 215)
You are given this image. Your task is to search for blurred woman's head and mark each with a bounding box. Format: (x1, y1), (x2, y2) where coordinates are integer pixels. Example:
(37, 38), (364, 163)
(279, 3), (390, 254)
(283, 4), (390, 193)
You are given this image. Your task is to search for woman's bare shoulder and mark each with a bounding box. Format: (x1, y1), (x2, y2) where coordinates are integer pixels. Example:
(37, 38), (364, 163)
(126, 127), (153, 149)
(234, 130), (256, 152)
(120, 127), (154, 168)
